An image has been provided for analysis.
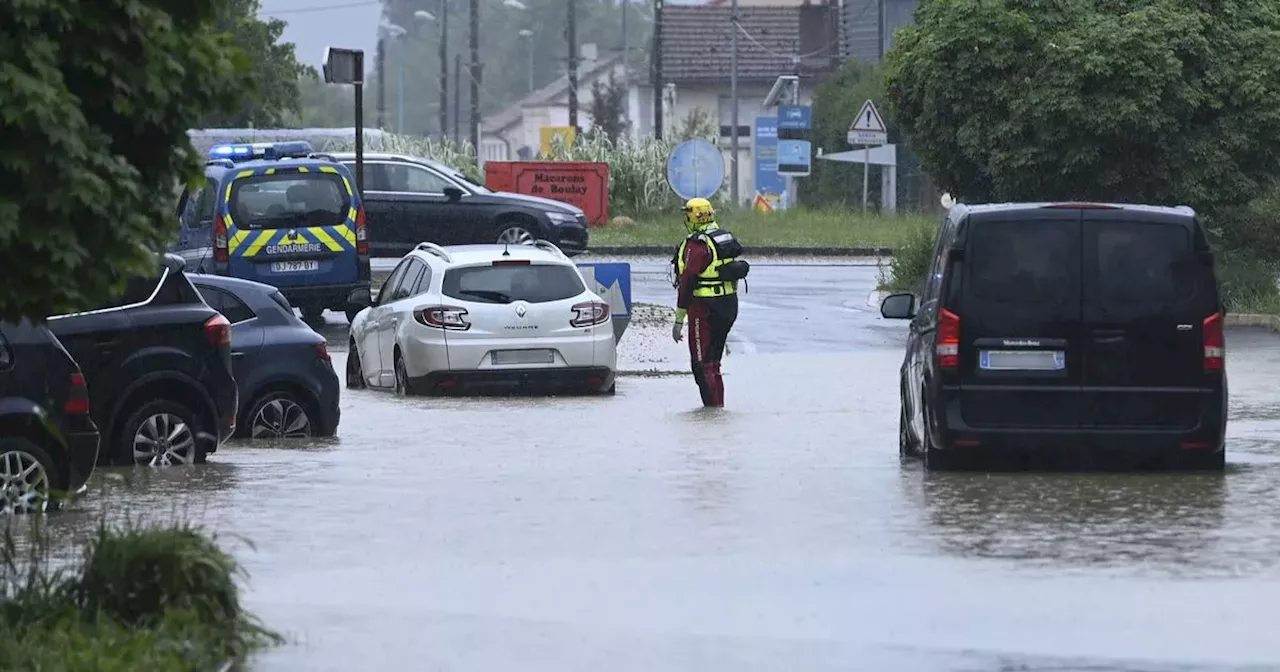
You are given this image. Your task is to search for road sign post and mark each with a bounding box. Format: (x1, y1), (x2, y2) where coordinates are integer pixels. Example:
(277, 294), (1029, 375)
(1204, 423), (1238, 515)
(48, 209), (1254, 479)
(847, 99), (888, 214)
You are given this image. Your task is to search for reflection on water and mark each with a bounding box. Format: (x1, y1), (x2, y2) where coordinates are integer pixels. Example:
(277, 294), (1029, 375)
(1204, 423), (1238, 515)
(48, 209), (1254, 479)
(906, 470), (1273, 578)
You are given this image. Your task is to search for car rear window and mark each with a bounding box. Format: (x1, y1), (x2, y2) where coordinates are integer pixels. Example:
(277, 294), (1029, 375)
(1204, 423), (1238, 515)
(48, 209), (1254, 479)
(229, 173), (350, 230)
(968, 220), (1078, 304)
(442, 263), (586, 304)
(269, 290), (293, 314)
(1093, 221), (1196, 304)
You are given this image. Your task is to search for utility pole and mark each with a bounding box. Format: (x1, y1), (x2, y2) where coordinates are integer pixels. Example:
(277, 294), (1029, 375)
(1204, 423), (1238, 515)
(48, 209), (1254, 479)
(376, 37), (386, 129)
(621, 0), (629, 77)
(729, 0), (740, 206)
(567, 0), (579, 131)
(454, 54), (462, 144)
(469, 0), (481, 164)
(652, 0), (663, 139)
(439, 0), (449, 141)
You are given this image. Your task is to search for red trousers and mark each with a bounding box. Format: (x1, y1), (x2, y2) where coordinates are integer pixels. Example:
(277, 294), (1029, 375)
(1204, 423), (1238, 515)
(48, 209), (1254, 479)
(685, 295), (739, 407)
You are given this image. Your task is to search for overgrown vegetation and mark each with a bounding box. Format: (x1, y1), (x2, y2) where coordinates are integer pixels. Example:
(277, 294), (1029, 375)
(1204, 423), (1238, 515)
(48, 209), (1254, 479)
(587, 76), (630, 144)
(0, 520), (280, 670)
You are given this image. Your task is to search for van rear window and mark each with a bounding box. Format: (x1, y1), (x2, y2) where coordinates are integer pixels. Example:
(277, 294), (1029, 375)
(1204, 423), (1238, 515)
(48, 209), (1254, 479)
(229, 174), (349, 230)
(969, 221), (1078, 303)
(442, 263), (585, 304)
(1093, 221), (1196, 304)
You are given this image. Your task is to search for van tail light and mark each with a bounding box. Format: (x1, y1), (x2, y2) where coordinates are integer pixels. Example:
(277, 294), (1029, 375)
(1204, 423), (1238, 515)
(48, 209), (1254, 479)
(571, 301), (610, 327)
(204, 314), (232, 348)
(414, 305), (471, 330)
(1203, 312), (1224, 371)
(355, 208), (369, 256)
(214, 216), (229, 263)
(64, 372), (90, 416)
(935, 308), (961, 369)
(313, 341), (330, 361)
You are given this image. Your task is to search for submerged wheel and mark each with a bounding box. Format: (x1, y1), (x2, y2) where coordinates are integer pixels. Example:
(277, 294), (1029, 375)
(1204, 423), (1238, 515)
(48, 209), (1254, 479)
(301, 306), (325, 322)
(394, 353), (417, 397)
(899, 406), (919, 459)
(246, 392), (314, 439)
(0, 438), (55, 514)
(346, 341), (367, 389)
(121, 400), (205, 466)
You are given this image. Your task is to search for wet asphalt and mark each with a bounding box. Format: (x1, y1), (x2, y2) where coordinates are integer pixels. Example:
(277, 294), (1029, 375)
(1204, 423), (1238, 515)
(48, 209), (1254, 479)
(34, 259), (1280, 670)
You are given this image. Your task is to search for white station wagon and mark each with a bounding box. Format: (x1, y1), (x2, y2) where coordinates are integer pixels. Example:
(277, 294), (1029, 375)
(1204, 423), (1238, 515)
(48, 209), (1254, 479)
(346, 241), (617, 396)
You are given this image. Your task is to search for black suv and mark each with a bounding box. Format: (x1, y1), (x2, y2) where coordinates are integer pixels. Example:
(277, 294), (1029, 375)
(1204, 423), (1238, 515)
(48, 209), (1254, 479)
(47, 254), (238, 466)
(881, 202), (1227, 471)
(323, 152), (589, 257)
(0, 321), (98, 512)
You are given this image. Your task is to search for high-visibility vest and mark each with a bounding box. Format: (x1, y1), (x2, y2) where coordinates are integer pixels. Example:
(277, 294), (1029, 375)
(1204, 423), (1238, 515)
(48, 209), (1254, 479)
(676, 224), (740, 298)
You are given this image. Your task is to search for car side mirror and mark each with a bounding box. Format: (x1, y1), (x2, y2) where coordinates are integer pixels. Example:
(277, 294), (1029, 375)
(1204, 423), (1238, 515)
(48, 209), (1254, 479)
(443, 187), (463, 202)
(880, 293), (917, 320)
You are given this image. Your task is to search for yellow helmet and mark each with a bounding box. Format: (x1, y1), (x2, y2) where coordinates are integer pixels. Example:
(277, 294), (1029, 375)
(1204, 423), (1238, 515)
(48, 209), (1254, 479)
(683, 198), (715, 233)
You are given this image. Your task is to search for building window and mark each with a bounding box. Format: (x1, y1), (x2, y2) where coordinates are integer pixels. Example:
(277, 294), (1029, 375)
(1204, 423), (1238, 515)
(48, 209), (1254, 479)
(717, 95), (756, 138)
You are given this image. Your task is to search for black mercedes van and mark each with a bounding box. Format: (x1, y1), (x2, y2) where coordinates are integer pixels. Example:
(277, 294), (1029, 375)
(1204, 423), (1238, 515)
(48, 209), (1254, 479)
(880, 202), (1227, 471)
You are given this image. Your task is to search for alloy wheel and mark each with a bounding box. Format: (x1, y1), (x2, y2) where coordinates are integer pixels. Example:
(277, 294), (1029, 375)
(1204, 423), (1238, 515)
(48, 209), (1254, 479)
(0, 451), (49, 514)
(496, 226), (534, 245)
(133, 413), (196, 466)
(251, 398), (313, 439)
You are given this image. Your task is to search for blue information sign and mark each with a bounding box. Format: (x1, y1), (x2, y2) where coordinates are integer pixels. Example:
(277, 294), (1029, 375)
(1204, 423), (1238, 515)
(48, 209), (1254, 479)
(753, 116), (785, 199)
(665, 139), (725, 200)
(778, 105), (812, 130)
(777, 140), (811, 177)
(576, 262), (632, 343)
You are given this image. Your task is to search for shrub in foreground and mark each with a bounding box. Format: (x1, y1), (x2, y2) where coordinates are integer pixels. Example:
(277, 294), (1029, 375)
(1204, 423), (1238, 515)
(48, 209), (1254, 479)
(0, 521), (280, 670)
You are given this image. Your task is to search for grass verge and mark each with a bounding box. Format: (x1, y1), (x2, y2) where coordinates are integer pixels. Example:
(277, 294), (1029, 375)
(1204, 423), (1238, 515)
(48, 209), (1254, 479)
(593, 208), (936, 249)
(0, 519), (281, 670)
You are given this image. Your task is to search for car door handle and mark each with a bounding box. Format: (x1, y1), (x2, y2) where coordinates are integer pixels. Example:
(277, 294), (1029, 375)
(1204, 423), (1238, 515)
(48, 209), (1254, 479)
(232, 351), (245, 360)
(95, 340), (119, 351)
(1092, 329), (1125, 336)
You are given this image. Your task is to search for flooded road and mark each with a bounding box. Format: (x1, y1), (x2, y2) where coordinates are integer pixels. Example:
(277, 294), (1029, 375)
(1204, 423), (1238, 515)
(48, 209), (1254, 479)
(33, 261), (1280, 670)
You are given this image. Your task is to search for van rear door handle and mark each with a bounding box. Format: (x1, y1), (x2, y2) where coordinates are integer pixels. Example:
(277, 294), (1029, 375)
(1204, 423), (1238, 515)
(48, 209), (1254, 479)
(231, 351), (245, 360)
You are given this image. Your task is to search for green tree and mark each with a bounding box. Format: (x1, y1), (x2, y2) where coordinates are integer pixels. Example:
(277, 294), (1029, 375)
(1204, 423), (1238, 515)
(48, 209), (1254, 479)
(883, 0), (1280, 214)
(807, 59), (885, 208)
(587, 75), (630, 142)
(0, 0), (250, 321)
(201, 0), (310, 128)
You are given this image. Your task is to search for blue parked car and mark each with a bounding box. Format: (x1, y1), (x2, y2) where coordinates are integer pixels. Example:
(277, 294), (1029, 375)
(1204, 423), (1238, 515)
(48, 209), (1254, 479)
(187, 274), (340, 439)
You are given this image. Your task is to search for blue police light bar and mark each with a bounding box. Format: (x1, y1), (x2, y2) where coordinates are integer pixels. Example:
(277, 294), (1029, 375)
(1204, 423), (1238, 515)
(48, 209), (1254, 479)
(207, 141), (315, 162)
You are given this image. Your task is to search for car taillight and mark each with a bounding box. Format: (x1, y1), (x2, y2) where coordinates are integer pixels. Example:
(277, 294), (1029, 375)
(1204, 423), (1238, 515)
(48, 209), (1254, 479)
(355, 208), (368, 256)
(314, 341), (330, 360)
(570, 301), (610, 328)
(935, 308), (961, 369)
(64, 372), (90, 415)
(204, 314), (231, 348)
(1203, 312), (1224, 371)
(413, 305), (470, 330)
(214, 216), (229, 263)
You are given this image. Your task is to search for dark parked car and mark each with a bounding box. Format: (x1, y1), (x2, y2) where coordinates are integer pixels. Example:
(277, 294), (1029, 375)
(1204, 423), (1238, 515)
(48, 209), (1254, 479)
(0, 321), (98, 512)
(47, 254), (238, 466)
(188, 274), (340, 438)
(321, 152), (588, 256)
(881, 202), (1227, 471)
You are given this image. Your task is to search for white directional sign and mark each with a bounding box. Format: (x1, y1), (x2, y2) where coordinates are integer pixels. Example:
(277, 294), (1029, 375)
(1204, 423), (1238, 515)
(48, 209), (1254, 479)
(847, 99), (888, 146)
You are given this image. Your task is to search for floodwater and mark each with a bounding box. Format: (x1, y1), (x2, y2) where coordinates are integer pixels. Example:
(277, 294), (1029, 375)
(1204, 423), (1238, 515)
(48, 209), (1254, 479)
(26, 262), (1280, 670)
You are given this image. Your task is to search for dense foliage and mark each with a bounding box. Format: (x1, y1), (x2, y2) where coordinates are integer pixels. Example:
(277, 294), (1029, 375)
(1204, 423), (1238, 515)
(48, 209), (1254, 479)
(0, 522), (280, 670)
(0, 0), (251, 321)
(807, 60), (886, 208)
(884, 0), (1280, 214)
(201, 0), (311, 128)
(588, 75), (631, 143)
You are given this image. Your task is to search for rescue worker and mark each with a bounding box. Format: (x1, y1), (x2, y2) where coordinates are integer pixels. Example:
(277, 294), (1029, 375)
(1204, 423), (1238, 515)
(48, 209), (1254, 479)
(671, 197), (750, 407)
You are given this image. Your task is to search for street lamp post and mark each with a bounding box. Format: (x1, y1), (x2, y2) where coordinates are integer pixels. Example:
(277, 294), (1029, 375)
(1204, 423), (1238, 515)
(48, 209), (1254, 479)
(379, 21), (408, 133)
(518, 29), (534, 93)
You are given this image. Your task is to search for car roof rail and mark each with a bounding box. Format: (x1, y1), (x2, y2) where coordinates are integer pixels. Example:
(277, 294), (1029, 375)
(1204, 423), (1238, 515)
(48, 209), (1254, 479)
(309, 152), (338, 162)
(415, 241), (452, 263)
(527, 239), (567, 259)
(206, 158), (235, 169)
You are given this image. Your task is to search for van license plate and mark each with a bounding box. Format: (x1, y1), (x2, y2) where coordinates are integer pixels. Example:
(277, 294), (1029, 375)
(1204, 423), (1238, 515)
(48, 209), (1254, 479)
(980, 350), (1065, 371)
(271, 260), (319, 273)
(491, 349), (555, 365)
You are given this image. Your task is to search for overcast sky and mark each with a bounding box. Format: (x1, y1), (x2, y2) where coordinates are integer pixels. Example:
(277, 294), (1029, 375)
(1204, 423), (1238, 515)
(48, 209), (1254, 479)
(258, 0), (706, 71)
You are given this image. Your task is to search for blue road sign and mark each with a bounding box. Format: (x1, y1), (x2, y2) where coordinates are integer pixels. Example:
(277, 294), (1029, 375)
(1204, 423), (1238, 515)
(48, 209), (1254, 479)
(665, 139), (724, 200)
(577, 262), (632, 343)
(753, 116), (786, 199)
(778, 105), (812, 130)
(777, 140), (812, 177)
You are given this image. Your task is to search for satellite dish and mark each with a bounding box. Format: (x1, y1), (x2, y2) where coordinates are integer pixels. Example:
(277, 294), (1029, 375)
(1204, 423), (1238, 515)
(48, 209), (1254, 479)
(940, 193), (956, 209)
